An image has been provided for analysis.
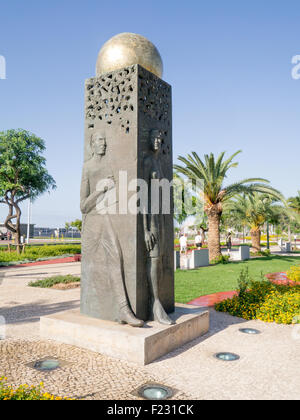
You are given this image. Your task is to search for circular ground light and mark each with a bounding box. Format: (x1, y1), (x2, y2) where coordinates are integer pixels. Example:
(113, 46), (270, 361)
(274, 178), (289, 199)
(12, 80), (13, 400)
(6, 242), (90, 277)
(214, 352), (240, 362)
(33, 359), (60, 371)
(239, 328), (261, 335)
(138, 384), (173, 400)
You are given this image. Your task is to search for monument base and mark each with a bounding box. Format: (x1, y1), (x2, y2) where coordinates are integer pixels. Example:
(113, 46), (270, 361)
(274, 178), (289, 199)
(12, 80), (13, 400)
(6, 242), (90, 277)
(40, 304), (209, 365)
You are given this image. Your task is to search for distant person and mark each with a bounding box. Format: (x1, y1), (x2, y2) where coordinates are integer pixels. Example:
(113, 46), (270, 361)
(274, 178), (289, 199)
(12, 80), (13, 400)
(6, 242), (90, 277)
(226, 232), (232, 254)
(180, 234), (187, 253)
(201, 228), (206, 246)
(194, 231), (203, 249)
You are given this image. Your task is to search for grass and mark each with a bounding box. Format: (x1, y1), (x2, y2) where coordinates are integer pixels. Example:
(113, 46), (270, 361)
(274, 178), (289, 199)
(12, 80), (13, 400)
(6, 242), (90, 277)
(175, 255), (300, 304)
(28, 275), (80, 288)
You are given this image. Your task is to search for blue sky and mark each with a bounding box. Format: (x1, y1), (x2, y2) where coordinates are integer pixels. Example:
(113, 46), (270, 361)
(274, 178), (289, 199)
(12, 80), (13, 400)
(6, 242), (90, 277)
(0, 0), (299, 227)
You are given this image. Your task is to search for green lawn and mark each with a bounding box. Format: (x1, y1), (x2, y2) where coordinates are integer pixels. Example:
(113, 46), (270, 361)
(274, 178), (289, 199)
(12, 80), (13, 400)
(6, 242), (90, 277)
(175, 255), (300, 304)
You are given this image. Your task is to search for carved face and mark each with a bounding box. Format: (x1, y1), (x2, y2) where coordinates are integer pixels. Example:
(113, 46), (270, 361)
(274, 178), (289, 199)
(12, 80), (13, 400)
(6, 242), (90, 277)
(91, 134), (106, 156)
(150, 130), (162, 153)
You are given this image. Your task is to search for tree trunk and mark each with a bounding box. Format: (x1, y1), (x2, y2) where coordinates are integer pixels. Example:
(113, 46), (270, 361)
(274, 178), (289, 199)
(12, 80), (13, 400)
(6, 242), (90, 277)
(207, 206), (222, 261)
(3, 193), (27, 254)
(13, 205), (22, 254)
(15, 215), (21, 254)
(251, 228), (261, 252)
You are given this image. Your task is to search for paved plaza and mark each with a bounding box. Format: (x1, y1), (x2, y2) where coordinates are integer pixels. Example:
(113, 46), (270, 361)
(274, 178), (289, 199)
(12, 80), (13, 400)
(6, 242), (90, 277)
(0, 262), (299, 400)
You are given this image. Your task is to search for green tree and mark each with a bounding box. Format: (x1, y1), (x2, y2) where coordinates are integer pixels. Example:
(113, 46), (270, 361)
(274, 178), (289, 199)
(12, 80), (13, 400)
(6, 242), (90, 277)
(226, 193), (284, 252)
(287, 192), (300, 237)
(288, 191), (300, 215)
(70, 219), (82, 232)
(0, 129), (56, 252)
(174, 150), (283, 260)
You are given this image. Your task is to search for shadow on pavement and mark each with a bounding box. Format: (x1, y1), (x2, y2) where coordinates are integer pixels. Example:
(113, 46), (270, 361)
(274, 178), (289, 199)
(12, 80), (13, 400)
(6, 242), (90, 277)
(0, 299), (79, 325)
(154, 308), (247, 363)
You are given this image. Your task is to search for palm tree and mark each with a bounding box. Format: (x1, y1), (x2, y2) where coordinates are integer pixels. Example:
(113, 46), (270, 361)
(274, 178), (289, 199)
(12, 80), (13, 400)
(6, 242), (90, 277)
(288, 191), (300, 216)
(226, 193), (283, 252)
(174, 151), (283, 260)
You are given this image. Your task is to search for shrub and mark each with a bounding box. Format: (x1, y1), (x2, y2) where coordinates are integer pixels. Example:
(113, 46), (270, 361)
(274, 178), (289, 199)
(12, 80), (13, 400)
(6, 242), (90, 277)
(0, 377), (72, 400)
(256, 290), (300, 324)
(250, 249), (271, 257)
(237, 267), (251, 299)
(287, 265), (300, 283)
(215, 269), (300, 324)
(0, 245), (81, 264)
(210, 255), (230, 265)
(29, 275), (80, 288)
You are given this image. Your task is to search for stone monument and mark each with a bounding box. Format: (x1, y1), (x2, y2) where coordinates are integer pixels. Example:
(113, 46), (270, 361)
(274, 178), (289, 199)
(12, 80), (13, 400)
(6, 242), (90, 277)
(40, 33), (209, 365)
(80, 33), (174, 326)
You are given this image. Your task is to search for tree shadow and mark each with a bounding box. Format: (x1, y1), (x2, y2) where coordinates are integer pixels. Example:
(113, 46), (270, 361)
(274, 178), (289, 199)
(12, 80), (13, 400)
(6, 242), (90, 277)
(0, 299), (79, 325)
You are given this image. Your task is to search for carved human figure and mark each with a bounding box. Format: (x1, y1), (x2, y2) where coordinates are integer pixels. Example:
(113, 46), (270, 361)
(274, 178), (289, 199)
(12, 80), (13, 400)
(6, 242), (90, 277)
(143, 130), (175, 325)
(80, 132), (144, 327)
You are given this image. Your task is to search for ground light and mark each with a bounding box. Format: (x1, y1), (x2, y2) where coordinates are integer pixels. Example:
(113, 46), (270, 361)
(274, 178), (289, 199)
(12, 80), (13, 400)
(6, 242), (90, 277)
(32, 358), (61, 372)
(239, 328), (261, 335)
(214, 352), (240, 362)
(138, 384), (173, 400)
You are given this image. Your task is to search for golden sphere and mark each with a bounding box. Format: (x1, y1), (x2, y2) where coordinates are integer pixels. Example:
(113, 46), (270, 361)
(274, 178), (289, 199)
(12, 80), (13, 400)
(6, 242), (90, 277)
(96, 33), (163, 78)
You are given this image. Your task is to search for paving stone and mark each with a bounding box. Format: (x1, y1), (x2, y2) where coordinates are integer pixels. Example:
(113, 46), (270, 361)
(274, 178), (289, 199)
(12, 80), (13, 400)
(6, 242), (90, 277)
(0, 263), (299, 400)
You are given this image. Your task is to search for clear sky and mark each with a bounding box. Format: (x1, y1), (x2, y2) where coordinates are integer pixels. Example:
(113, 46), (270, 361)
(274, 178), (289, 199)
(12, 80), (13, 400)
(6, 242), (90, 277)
(0, 0), (299, 227)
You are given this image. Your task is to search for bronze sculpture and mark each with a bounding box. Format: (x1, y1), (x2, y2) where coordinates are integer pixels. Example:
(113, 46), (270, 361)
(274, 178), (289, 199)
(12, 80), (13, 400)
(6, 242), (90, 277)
(143, 129), (174, 325)
(80, 132), (144, 327)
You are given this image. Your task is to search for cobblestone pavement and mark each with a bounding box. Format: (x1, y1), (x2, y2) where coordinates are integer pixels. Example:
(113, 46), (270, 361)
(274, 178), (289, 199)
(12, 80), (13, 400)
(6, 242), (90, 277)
(0, 262), (300, 400)
(0, 339), (192, 400)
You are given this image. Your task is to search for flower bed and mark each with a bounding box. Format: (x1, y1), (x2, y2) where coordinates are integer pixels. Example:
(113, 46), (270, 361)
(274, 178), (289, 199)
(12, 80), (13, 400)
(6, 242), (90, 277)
(29, 275), (80, 288)
(266, 271), (300, 285)
(215, 268), (300, 324)
(287, 265), (300, 283)
(0, 377), (72, 400)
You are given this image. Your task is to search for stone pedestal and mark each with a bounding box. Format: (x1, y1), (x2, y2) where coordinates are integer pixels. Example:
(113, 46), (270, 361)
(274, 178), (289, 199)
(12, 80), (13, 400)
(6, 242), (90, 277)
(285, 242), (291, 253)
(40, 304), (209, 365)
(239, 245), (250, 261)
(189, 249), (209, 269)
